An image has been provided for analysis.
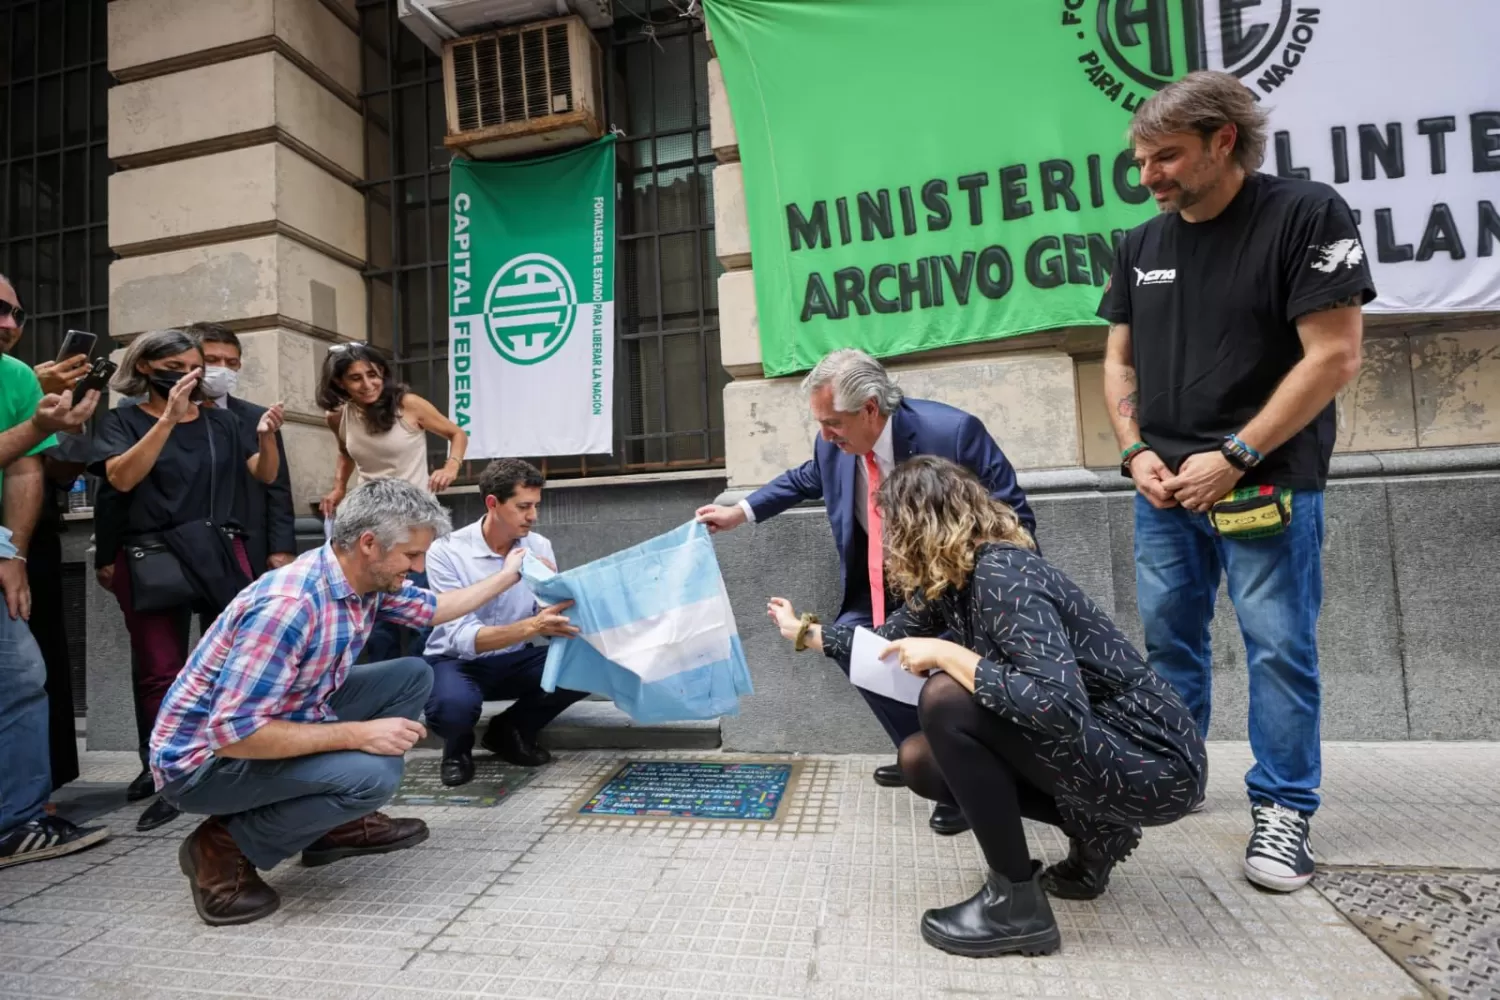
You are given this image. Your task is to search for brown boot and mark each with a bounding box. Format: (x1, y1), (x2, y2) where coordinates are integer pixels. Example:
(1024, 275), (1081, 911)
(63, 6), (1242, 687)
(300, 812), (428, 868)
(177, 817), (280, 926)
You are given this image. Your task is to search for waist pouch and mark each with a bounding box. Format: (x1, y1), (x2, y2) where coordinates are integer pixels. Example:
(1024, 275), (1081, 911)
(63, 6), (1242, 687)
(1208, 486), (1293, 540)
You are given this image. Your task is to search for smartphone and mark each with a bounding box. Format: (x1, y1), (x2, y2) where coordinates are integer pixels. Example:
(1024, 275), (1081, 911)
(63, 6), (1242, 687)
(71, 357), (117, 406)
(57, 329), (97, 363)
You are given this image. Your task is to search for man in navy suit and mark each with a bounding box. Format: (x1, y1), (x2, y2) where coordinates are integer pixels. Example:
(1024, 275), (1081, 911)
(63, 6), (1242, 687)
(697, 349), (1034, 836)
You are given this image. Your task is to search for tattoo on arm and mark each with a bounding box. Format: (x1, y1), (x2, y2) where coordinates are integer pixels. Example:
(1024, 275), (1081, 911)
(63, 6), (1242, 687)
(1117, 391), (1139, 420)
(1306, 294), (1364, 314)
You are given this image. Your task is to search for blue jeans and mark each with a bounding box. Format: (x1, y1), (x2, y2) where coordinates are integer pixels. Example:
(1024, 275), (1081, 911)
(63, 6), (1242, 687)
(1133, 491), (1325, 815)
(0, 610), (51, 835)
(362, 570), (432, 664)
(424, 645), (589, 758)
(162, 657), (433, 869)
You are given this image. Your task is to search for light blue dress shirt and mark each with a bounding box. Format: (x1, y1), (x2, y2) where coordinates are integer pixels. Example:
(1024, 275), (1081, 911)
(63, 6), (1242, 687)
(0, 526), (16, 560)
(422, 519), (555, 661)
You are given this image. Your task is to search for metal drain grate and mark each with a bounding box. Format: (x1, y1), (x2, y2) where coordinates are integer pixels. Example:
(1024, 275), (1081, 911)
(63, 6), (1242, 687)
(1316, 869), (1500, 999)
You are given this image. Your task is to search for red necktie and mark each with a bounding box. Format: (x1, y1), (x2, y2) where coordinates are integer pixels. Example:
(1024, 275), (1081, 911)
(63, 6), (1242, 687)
(865, 452), (885, 626)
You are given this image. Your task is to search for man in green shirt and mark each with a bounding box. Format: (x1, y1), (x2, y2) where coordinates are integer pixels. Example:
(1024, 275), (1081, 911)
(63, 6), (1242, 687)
(0, 273), (111, 869)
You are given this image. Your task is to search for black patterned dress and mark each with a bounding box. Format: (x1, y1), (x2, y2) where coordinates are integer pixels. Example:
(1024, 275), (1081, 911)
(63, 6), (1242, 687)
(822, 543), (1207, 856)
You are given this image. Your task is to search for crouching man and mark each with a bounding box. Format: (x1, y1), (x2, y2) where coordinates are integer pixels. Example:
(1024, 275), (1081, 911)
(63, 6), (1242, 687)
(149, 478), (531, 926)
(422, 459), (587, 786)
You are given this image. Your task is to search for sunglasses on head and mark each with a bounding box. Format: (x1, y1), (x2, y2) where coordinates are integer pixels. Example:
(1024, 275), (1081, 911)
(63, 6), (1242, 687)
(328, 340), (370, 354)
(0, 301), (25, 327)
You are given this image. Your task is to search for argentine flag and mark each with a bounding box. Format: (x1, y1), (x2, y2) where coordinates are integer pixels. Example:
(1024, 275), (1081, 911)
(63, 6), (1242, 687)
(523, 521), (754, 722)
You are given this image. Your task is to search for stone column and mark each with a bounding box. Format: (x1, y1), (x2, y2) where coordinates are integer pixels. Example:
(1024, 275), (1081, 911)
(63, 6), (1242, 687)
(106, 0), (365, 509)
(87, 0), (363, 750)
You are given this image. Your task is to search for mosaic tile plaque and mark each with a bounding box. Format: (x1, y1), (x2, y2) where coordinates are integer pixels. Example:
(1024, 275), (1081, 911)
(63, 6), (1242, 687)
(575, 760), (799, 822)
(390, 756), (538, 808)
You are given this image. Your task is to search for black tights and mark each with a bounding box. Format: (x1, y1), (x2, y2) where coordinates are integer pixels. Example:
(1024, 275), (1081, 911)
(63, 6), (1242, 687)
(901, 674), (1072, 882)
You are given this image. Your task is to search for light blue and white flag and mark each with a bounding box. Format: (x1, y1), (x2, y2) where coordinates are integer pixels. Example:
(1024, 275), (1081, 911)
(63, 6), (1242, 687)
(522, 521), (753, 723)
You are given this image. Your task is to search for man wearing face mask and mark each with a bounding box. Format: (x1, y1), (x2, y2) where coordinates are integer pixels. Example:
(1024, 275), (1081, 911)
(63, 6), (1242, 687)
(186, 323), (296, 577)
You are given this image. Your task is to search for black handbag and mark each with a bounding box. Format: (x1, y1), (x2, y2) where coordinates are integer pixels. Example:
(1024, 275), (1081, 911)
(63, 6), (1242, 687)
(123, 416), (226, 614)
(124, 536), (196, 613)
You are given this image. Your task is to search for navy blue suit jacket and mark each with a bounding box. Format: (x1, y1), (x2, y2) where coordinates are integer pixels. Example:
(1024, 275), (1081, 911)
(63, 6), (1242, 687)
(744, 398), (1034, 621)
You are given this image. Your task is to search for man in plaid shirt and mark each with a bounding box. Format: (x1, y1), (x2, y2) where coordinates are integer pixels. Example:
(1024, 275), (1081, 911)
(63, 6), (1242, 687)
(151, 478), (532, 926)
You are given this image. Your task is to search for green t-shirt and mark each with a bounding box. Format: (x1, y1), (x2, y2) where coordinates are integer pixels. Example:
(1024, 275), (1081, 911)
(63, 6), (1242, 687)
(0, 353), (58, 498)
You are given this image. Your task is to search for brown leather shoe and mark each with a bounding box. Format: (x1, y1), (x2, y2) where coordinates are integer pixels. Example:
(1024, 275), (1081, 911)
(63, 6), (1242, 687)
(177, 817), (280, 926)
(300, 812), (428, 868)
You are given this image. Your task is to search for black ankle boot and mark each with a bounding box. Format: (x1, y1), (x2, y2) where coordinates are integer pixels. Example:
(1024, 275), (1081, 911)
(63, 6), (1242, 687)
(1041, 827), (1140, 900)
(919, 860), (1060, 958)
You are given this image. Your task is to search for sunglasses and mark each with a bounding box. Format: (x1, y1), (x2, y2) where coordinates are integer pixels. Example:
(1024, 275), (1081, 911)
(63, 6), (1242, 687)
(328, 340), (370, 354)
(0, 301), (25, 327)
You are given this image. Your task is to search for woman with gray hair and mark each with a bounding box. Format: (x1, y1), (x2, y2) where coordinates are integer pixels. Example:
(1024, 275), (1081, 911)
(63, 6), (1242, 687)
(89, 328), (285, 833)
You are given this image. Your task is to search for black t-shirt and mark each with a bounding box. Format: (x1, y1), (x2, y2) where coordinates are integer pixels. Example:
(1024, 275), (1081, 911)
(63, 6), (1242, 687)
(89, 405), (257, 536)
(1097, 173), (1376, 490)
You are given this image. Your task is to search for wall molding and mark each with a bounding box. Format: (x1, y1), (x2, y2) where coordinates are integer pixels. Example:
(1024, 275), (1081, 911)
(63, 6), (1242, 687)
(112, 126), (362, 189)
(113, 37), (361, 113)
(112, 220), (365, 272)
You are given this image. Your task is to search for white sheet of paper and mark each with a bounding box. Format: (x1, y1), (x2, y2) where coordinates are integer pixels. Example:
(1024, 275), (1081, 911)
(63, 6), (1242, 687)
(323, 517), (335, 542)
(850, 626), (927, 706)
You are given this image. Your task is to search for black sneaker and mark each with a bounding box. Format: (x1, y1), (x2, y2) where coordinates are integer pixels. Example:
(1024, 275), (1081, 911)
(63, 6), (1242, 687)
(0, 816), (111, 869)
(1244, 801), (1314, 892)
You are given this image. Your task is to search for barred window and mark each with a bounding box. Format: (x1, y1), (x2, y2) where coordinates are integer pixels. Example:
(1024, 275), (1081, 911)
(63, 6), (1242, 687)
(0, 0), (113, 367)
(357, 0), (726, 480)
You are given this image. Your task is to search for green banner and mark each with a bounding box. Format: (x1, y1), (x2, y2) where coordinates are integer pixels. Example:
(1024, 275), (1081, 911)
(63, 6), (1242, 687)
(449, 136), (616, 457)
(704, 0), (1159, 377)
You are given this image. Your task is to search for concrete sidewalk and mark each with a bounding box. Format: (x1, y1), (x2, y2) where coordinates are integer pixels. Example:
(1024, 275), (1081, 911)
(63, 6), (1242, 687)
(1, 743), (1497, 999)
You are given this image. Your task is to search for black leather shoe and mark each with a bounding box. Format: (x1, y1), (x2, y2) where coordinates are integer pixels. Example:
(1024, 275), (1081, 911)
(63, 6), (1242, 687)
(440, 753), (475, 787)
(480, 720), (551, 767)
(137, 797), (181, 832)
(929, 804), (970, 836)
(1041, 827), (1140, 900)
(126, 769), (156, 803)
(920, 860), (1061, 958)
(873, 763), (905, 788)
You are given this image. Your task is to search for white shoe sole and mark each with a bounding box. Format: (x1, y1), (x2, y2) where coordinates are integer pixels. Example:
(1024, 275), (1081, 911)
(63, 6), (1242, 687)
(1243, 858), (1313, 892)
(0, 826), (111, 869)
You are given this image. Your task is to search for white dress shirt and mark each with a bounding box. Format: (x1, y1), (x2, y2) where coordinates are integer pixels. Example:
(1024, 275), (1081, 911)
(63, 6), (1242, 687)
(422, 519), (556, 661)
(739, 416), (894, 532)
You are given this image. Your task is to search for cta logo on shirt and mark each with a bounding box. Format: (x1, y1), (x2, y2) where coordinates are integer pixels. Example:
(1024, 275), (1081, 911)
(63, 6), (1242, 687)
(1134, 267), (1177, 287)
(1309, 239), (1366, 274)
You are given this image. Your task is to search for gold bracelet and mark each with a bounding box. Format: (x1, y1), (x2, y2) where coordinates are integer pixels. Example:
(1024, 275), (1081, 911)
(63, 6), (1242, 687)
(793, 612), (821, 652)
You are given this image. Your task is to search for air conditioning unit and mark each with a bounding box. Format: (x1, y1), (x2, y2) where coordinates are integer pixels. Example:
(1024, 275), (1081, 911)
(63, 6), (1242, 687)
(400, 0), (613, 55)
(442, 16), (606, 160)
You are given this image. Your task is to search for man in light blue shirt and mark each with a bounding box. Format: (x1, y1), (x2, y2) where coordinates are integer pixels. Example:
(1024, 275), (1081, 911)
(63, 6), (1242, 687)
(423, 458), (586, 787)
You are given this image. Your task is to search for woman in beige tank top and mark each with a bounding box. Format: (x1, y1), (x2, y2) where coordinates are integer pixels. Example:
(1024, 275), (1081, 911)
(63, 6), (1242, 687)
(316, 343), (468, 517)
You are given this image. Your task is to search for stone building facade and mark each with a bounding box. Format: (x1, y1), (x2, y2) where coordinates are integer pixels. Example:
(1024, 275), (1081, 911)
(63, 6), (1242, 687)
(6, 1), (1494, 747)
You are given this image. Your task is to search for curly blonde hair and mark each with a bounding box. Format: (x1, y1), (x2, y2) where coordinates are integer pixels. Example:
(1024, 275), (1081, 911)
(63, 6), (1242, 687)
(878, 455), (1035, 605)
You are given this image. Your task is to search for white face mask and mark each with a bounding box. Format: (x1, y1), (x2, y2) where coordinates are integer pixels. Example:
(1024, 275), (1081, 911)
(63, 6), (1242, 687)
(200, 366), (239, 401)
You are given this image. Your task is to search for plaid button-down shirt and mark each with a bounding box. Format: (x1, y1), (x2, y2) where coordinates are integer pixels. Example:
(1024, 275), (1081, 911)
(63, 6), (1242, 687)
(149, 544), (437, 787)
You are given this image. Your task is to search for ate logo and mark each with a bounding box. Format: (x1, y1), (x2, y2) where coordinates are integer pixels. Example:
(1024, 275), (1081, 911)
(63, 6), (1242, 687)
(1062, 1), (1323, 111)
(483, 253), (577, 365)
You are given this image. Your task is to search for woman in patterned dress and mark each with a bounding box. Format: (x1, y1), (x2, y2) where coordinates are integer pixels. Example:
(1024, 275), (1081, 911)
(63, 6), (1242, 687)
(768, 456), (1206, 958)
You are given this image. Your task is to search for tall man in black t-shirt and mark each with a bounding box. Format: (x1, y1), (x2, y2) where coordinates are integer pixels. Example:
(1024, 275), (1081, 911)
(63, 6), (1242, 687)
(1097, 72), (1374, 894)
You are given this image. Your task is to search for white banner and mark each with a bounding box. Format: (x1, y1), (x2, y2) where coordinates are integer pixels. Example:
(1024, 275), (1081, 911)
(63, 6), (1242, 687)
(1195, 0), (1499, 312)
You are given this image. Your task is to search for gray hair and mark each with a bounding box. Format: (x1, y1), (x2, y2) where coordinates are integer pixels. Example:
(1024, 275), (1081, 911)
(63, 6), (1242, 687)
(331, 478), (453, 551)
(800, 348), (904, 416)
(110, 328), (202, 396)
